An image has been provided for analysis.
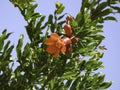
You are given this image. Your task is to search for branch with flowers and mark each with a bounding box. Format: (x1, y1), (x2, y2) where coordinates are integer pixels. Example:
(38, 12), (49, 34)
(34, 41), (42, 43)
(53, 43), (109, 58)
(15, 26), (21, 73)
(0, 0), (120, 89)
(45, 16), (78, 58)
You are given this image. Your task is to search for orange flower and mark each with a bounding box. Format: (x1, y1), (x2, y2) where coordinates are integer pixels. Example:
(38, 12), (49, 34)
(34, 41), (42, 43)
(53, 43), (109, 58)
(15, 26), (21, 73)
(45, 33), (66, 58)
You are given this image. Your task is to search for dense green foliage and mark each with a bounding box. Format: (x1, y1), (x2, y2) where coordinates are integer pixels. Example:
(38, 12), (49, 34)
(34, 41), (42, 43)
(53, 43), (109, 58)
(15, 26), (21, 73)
(0, 0), (120, 90)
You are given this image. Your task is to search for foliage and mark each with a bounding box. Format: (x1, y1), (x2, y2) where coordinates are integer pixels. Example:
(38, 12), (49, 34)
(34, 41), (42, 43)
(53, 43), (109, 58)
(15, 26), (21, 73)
(0, 0), (120, 90)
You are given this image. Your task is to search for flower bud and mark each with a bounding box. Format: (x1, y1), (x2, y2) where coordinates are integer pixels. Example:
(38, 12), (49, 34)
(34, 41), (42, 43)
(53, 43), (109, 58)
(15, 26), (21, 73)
(71, 37), (79, 43)
(66, 44), (72, 53)
(62, 37), (71, 45)
(64, 24), (72, 37)
(66, 16), (74, 23)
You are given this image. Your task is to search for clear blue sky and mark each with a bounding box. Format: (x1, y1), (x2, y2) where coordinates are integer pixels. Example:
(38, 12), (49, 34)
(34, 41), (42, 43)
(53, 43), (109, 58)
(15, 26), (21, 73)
(0, 0), (120, 90)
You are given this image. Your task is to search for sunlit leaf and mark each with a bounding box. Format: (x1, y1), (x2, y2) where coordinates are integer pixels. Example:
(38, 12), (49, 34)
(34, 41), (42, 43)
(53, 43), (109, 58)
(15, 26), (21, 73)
(3, 45), (14, 60)
(3, 40), (11, 52)
(16, 34), (24, 60)
(23, 43), (31, 58)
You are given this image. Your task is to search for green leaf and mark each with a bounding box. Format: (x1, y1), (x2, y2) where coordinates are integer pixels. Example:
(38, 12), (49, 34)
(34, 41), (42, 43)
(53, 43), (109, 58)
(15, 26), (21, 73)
(108, 0), (119, 4)
(0, 30), (12, 51)
(5, 32), (12, 39)
(85, 0), (96, 11)
(103, 16), (118, 22)
(48, 14), (55, 32)
(79, 60), (86, 71)
(70, 76), (81, 90)
(99, 46), (107, 50)
(95, 2), (108, 12)
(65, 80), (72, 89)
(0, 30), (6, 51)
(91, 29), (103, 34)
(3, 40), (11, 52)
(79, 44), (95, 54)
(96, 25), (103, 29)
(75, 11), (82, 25)
(3, 45), (14, 60)
(98, 75), (105, 83)
(85, 60), (96, 69)
(32, 4), (38, 10)
(100, 81), (112, 89)
(70, 20), (78, 28)
(100, 8), (113, 16)
(36, 16), (46, 29)
(0, 38), (4, 51)
(16, 34), (24, 60)
(57, 13), (66, 20)
(92, 8), (113, 20)
(111, 6), (120, 13)
(56, 28), (65, 35)
(57, 21), (66, 26)
(85, 60), (103, 70)
(62, 72), (77, 80)
(80, 0), (89, 13)
(91, 34), (105, 40)
(48, 14), (53, 24)
(23, 43), (31, 58)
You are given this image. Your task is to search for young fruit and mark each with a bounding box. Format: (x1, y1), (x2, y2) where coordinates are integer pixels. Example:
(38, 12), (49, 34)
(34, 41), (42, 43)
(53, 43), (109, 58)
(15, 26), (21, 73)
(64, 24), (72, 37)
(55, 2), (62, 9)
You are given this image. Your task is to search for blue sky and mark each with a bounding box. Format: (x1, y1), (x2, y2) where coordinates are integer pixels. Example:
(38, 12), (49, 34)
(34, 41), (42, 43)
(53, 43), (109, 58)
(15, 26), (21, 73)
(0, 0), (120, 90)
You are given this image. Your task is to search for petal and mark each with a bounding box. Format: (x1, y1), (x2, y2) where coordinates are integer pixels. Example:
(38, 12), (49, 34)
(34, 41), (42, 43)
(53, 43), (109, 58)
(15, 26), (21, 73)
(61, 45), (66, 54)
(53, 48), (60, 58)
(45, 33), (60, 45)
(66, 44), (72, 53)
(45, 37), (57, 45)
(51, 33), (60, 38)
(46, 45), (56, 54)
(56, 40), (63, 48)
(62, 37), (71, 45)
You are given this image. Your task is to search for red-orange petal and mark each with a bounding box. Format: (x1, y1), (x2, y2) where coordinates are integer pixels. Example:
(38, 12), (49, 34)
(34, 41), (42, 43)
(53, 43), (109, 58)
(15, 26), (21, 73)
(53, 48), (60, 58)
(51, 33), (60, 39)
(61, 45), (66, 54)
(45, 37), (57, 45)
(45, 33), (61, 45)
(46, 45), (56, 54)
